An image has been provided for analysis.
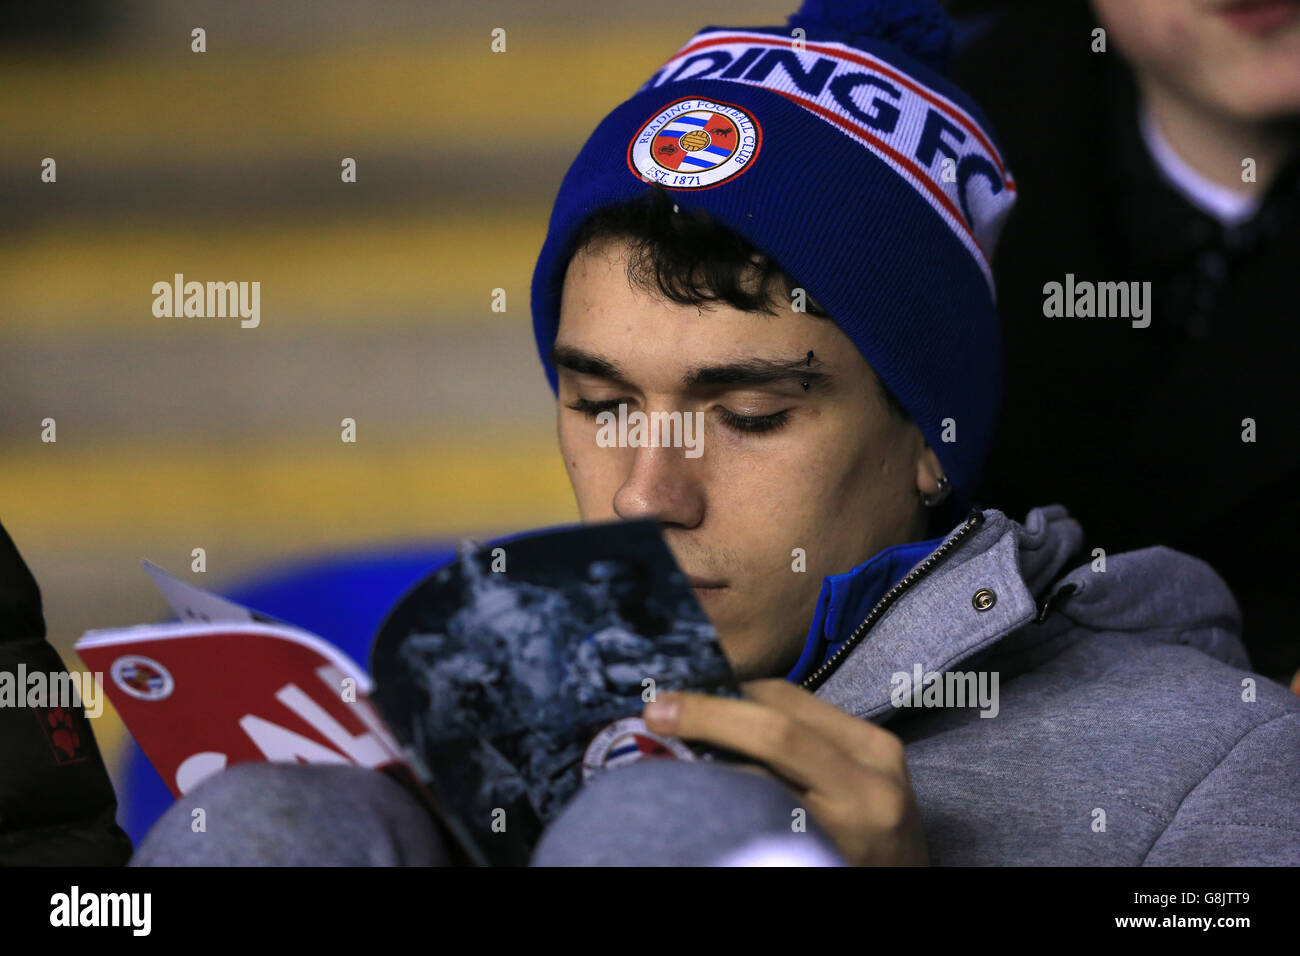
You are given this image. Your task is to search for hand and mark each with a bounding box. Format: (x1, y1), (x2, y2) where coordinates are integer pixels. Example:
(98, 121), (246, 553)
(642, 679), (928, 866)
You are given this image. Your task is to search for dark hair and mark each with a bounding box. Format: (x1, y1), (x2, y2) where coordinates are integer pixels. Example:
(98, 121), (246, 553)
(566, 182), (912, 423)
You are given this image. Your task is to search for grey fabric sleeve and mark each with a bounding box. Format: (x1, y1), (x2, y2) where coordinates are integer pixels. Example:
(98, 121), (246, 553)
(1142, 713), (1300, 866)
(532, 759), (846, 866)
(129, 763), (450, 866)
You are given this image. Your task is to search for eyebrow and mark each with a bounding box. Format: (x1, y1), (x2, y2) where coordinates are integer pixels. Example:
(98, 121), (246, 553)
(551, 345), (633, 387)
(551, 345), (831, 391)
(684, 356), (830, 391)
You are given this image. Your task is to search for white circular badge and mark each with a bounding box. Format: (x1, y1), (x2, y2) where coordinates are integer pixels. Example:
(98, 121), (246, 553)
(627, 97), (762, 190)
(110, 654), (175, 701)
(582, 716), (696, 781)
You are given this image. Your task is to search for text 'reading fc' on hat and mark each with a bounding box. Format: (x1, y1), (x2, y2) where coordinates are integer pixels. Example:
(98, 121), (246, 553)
(531, 0), (1017, 513)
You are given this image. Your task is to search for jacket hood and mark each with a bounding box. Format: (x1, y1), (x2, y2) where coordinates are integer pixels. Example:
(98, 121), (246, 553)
(810, 503), (1247, 719)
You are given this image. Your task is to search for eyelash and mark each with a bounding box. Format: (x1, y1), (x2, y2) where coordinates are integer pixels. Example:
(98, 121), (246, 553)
(566, 398), (791, 435)
(717, 407), (790, 434)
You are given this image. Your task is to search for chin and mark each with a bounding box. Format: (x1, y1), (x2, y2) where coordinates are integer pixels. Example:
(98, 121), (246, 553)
(1218, 68), (1300, 119)
(713, 629), (755, 680)
(714, 628), (795, 682)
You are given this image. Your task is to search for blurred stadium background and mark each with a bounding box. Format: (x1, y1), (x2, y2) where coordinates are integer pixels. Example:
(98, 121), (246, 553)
(0, 0), (796, 840)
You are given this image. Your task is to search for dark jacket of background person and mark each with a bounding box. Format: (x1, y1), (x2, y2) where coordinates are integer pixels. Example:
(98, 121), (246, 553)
(0, 521), (132, 865)
(953, 2), (1300, 681)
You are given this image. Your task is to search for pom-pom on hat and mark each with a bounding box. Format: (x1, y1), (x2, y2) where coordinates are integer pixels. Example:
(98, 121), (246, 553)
(531, 0), (1017, 515)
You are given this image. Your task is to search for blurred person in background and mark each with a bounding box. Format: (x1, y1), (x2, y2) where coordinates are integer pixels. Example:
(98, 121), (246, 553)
(0, 522), (132, 866)
(953, 0), (1300, 687)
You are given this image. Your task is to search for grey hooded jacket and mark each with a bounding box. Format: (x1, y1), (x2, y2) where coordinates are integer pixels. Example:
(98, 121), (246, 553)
(811, 503), (1300, 865)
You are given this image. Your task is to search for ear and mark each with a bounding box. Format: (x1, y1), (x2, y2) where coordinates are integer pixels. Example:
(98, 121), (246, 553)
(914, 443), (946, 501)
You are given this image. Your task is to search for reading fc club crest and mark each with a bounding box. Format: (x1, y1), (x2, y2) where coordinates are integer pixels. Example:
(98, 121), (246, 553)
(582, 716), (696, 781)
(627, 97), (761, 190)
(111, 655), (174, 701)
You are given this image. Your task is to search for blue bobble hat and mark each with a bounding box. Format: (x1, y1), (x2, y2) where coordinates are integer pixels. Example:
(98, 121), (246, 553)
(531, 0), (1017, 514)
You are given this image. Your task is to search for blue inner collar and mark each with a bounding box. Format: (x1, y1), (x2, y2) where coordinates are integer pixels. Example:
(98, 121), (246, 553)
(784, 534), (944, 684)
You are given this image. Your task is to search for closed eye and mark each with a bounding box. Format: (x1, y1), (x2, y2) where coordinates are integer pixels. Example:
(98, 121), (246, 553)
(717, 407), (790, 434)
(567, 398), (791, 435)
(566, 397), (629, 418)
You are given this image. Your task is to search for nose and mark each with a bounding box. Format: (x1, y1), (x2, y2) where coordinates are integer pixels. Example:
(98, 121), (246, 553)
(612, 442), (705, 529)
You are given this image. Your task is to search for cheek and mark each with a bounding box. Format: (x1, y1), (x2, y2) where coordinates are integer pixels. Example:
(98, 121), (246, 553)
(1213, 37), (1300, 116)
(707, 429), (865, 549)
(707, 434), (818, 517)
(556, 415), (622, 519)
(1097, 0), (1202, 62)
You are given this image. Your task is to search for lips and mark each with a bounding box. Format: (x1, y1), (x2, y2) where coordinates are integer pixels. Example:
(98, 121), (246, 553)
(687, 578), (728, 590)
(1217, 0), (1300, 36)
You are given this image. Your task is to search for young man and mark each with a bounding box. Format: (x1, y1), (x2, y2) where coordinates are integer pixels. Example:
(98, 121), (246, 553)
(131, 0), (1300, 866)
(522, 0), (1300, 866)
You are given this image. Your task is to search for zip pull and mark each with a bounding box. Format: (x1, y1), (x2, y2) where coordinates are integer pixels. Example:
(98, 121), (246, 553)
(1035, 583), (1078, 623)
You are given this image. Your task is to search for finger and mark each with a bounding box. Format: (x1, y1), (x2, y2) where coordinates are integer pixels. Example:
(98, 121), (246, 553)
(643, 690), (860, 793)
(741, 679), (907, 772)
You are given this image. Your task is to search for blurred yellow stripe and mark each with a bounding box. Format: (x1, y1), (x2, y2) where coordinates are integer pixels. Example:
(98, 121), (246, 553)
(1, 31), (675, 163)
(0, 432), (577, 550)
(0, 209), (548, 332)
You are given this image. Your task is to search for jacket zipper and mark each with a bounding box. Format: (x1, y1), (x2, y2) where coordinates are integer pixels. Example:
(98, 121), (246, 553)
(799, 508), (986, 692)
